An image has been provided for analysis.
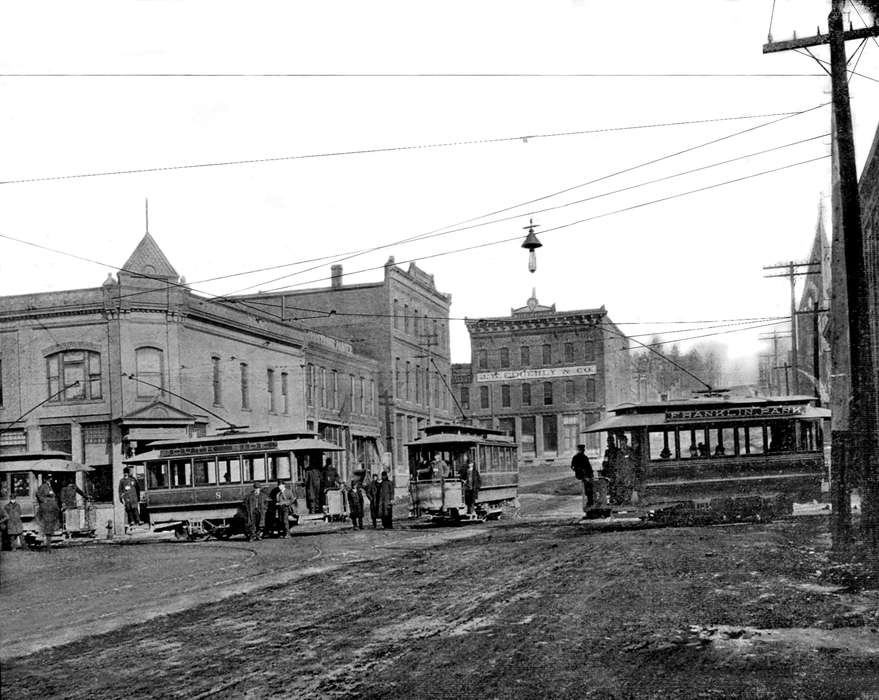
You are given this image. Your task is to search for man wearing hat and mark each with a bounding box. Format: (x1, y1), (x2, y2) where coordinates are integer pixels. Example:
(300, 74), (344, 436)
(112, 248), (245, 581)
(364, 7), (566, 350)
(243, 482), (267, 541)
(571, 444), (594, 511)
(118, 467), (142, 529)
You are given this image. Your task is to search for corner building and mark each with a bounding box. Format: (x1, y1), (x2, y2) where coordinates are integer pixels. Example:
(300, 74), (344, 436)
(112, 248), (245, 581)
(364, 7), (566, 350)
(452, 292), (631, 465)
(0, 234), (380, 532)
(237, 257), (453, 491)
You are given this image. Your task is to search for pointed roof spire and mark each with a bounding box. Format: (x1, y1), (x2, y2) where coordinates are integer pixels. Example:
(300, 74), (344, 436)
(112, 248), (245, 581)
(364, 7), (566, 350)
(145, 197), (150, 235)
(119, 200), (180, 281)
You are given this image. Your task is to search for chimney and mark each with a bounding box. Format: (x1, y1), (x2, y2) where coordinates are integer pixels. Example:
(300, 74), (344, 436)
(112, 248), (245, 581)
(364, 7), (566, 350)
(331, 265), (343, 289)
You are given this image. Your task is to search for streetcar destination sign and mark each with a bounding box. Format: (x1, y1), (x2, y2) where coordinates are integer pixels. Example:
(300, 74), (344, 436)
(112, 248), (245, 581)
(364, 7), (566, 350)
(476, 365), (597, 383)
(664, 405), (803, 422)
(159, 440), (279, 457)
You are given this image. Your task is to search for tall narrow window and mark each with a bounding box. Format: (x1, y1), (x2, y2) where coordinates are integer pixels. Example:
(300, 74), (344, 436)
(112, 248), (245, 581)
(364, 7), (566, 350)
(404, 304), (410, 333)
(542, 344), (552, 365)
(460, 386), (470, 410)
(564, 343), (574, 363)
(281, 372), (289, 414)
(47, 350), (102, 402)
(480, 385), (489, 409)
(565, 380), (575, 402)
(395, 357), (402, 396)
(370, 379), (376, 415)
(135, 347), (163, 399)
(240, 363), (250, 409)
(584, 340), (596, 362)
(520, 346), (530, 366)
(543, 381), (553, 405)
(521, 383), (531, 406)
(320, 367), (327, 408)
(478, 349), (488, 370)
(306, 363), (314, 406)
(586, 377), (596, 403)
(501, 384), (511, 408)
(359, 377), (365, 414)
(393, 299), (400, 329)
(267, 368), (275, 412)
(331, 370), (338, 409)
(405, 361), (411, 400)
(500, 348), (510, 368)
(212, 356), (222, 405)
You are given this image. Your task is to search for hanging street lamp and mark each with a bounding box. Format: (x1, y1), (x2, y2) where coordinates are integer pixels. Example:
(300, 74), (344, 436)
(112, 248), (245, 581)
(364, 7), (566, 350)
(521, 218), (543, 273)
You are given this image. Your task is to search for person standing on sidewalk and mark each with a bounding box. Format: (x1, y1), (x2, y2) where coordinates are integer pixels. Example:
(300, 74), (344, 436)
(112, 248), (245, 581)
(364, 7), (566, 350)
(364, 472), (380, 528)
(347, 480), (365, 530)
(571, 444), (594, 512)
(273, 481), (295, 538)
(377, 471), (395, 529)
(35, 476), (61, 549)
(118, 468), (142, 529)
(243, 482), (267, 541)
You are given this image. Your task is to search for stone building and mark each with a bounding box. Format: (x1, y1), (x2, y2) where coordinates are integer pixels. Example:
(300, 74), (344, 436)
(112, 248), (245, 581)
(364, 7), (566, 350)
(0, 233), (380, 531)
(236, 257), (452, 489)
(451, 291), (631, 464)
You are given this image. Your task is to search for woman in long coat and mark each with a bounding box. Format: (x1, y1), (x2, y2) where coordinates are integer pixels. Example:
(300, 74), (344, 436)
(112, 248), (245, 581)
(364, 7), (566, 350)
(35, 477), (61, 546)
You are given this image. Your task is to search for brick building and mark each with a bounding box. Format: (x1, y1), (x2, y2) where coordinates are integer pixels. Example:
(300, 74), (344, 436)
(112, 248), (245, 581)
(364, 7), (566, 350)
(860, 121), (879, 431)
(451, 291), (631, 464)
(0, 233), (380, 531)
(237, 256), (452, 489)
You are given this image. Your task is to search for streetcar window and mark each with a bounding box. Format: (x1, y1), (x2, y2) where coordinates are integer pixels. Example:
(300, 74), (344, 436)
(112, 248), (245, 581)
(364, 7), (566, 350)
(218, 456), (241, 483)
(768, 423), (795, 453)
(194, 457), (218, 486)
(714, 428), (734, 457)
(478, 446), (487, 471)
(0, 475), (8, 498)
(245, 455), (266, 482)
(746, 425), (765, 455)
(269, 453), (292, 481)
(12, 472), (30, 496)
(648, 430), (671, 461)
(147, 462), (169, 489)
(170, 459), (192, 488)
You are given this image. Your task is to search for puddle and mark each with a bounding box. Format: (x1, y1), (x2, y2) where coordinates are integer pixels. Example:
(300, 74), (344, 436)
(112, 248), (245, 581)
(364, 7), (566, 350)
(691, 624), (879, 654)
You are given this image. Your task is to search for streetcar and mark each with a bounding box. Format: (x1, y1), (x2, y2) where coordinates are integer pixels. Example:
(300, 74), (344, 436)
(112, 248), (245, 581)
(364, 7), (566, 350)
(406, 423), (519, 522)
(123, 430), (344, 539)
(0, 451), (97, 541)
(583, 393), (829, 523)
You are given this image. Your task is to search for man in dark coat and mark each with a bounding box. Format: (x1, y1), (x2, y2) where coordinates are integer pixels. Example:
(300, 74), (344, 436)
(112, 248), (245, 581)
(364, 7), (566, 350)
(3, 494), (24, 550)
(347, 480), (365, 530)
(364, 473), (380, 528)
(118, 467), (142, 528)
(243, 482), (267, 540)
(273, 481), (295, 538)
(36, 477), (61, 548)
(304, 463), (323, 514)
(462, 458), (481, 515)
(377, 471), (394, 529)
(571, 444), (594, 510)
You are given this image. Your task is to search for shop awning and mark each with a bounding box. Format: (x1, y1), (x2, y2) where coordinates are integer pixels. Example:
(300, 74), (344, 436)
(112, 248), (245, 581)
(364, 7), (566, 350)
(0, 458), (94, 473)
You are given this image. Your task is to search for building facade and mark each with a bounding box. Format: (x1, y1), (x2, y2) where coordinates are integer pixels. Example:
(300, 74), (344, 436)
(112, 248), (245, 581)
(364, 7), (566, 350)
(0, 233), (380, 531)
(452, 292), (631, 464)
(238, 257), (453, 489)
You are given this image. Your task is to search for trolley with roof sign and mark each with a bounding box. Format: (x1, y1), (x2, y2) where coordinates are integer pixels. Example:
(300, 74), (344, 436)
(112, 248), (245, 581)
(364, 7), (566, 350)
(124, 430), (344, 540)
(583, 394), (829, 523)
(407, 424), (519, 522)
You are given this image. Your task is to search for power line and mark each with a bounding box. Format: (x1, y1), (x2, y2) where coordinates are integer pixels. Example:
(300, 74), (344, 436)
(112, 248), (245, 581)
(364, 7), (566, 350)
(248, 153), (830, 296)
(0, 109), (812, 186)
(214, 104), (830, 298)
(0, 72), (830, 78)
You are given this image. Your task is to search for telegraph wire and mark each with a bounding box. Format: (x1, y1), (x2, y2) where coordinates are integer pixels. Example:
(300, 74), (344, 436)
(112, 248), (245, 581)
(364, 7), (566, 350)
(0, 110), (814, 186)
(0, 72), (830, 78)
(214, 105), (831, 298)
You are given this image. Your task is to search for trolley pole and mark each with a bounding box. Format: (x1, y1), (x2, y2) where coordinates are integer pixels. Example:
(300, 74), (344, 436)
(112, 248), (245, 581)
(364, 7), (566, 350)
(764, 3), (879, 555)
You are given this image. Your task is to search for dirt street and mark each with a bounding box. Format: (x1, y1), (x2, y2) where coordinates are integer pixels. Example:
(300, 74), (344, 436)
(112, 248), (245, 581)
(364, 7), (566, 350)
(1, 475), (878, 699)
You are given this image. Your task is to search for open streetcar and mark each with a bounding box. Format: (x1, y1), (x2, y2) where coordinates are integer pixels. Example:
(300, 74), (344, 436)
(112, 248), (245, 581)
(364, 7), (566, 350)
(406, 424), (519, 522)
(584, 394), (829, 523)
(123, 430), (344, 539)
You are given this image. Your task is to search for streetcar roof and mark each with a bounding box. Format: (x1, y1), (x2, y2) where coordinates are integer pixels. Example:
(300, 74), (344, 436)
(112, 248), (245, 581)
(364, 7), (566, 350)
(405, 432), (517, 447)
(123, 436), (344, 463)
(0, 452), (93, 473)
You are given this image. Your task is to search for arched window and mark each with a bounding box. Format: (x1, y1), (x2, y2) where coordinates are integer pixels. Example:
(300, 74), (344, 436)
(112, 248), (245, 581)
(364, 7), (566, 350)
(135, 347), (163, 398)
(47, 350), (102, 402)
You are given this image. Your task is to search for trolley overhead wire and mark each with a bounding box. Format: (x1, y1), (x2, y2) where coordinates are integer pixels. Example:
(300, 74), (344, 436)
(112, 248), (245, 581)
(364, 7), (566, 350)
(0, 109), (816, 186)
(0, 72), (830, 78)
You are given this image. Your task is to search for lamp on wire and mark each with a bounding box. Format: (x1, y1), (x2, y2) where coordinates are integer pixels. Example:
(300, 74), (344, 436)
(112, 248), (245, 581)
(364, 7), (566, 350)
(521, 219), (543, 273)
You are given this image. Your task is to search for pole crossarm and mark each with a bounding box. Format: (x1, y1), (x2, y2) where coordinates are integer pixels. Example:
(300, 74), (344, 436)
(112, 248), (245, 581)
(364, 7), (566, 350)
(764, 25), (879, 53)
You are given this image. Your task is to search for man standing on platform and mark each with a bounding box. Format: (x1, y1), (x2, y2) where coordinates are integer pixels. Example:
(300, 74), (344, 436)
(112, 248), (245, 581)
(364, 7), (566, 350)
(571, 444), (594, 512)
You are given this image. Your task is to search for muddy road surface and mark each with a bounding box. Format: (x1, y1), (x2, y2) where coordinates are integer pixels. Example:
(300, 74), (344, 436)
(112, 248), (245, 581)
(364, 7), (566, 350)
(3, 514), (878, 699)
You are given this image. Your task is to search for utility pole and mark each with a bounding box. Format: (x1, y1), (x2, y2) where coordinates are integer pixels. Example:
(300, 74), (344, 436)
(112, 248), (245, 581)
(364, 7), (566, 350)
(759, 353), (775, 396)
(759, 330), (791, 396)
(763, 260), (820, 394)
(416, 332), (439, 426)
(774, 362), (792, 395)
(764, 4), (879, 555)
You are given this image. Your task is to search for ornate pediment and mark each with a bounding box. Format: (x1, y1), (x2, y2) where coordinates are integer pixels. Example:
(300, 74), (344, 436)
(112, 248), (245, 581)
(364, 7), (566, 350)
(119, 400), (195, 426)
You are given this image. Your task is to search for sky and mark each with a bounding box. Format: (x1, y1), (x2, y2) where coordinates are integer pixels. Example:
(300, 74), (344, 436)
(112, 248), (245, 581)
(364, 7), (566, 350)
(1, 0), (878, 368)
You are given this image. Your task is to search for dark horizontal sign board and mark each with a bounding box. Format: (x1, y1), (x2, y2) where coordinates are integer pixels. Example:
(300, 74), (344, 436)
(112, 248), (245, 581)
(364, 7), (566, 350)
(665, 405), (803, 422)
(159, 441), (279, 458)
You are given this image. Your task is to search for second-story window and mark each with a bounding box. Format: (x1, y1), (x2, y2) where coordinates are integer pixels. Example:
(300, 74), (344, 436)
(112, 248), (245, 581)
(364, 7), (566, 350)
(212, 356), (222, 405)
(306, 363), (314, 406)
(565, 380), (575, 402)
(501, 384), (511, 408)
(542, 344), (552, 365)
(520, 346), (530, 366)
(522, 383), (531, 406)
(135, 347), (163, 399)
(404, 304), (410, 333)
(281, 372), (289, 414)
(460, 386), (470, 410)
(267, 368), (275, 412)
(47, 350), (102, 402)
(543, 381), (553, 406)
(584, 340), (596, 362)
(478, 349), (488, 370)
(500, 348), (510, 368)
(480, 385), (489, 409)
(240, 363), (250, 409)
(564, 343), (574, 363)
